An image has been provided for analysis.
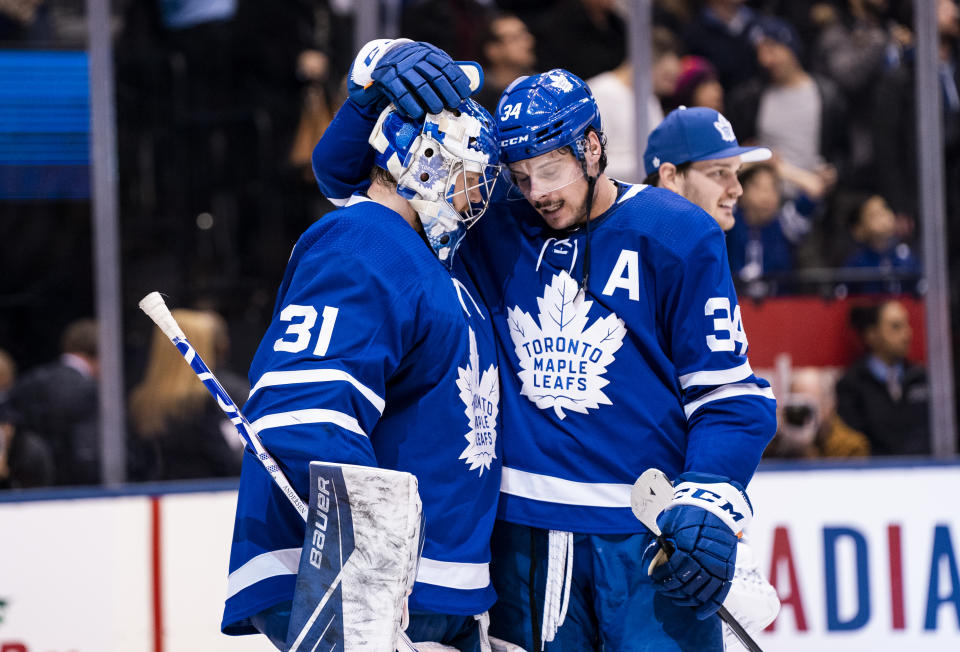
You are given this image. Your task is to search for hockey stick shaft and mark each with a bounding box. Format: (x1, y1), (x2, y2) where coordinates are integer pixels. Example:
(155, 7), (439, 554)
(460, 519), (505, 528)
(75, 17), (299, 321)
(139, 292), (308, 521)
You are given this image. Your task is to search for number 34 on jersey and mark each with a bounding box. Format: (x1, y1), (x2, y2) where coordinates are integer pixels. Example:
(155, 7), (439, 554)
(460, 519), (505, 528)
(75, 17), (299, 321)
(601, 249), (748, 357)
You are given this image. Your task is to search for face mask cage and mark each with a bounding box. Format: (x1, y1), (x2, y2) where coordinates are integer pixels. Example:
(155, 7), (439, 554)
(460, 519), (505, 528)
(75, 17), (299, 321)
(443, 159), (501, 228)
(395, 123), (501, 268)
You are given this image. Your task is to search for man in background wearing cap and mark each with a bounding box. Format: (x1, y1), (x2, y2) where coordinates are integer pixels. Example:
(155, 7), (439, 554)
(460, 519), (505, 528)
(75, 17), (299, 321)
(643, 105), (771, 232)
(643, 106), (782, 650)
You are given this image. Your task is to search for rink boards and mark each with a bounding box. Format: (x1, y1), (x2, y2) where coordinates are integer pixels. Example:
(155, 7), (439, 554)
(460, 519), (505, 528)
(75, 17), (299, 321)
(0, 462), (958, 651)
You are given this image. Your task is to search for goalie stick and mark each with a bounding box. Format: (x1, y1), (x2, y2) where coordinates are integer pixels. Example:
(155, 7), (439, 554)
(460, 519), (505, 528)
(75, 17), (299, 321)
(139, 291), (421, 651)
(139, 291), (308, 519)
(631, 469), (764, 652)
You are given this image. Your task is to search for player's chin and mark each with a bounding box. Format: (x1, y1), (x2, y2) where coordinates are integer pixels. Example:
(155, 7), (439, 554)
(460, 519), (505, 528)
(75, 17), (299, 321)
(715, 207), (736, 231)
(538, 204), (570, 229)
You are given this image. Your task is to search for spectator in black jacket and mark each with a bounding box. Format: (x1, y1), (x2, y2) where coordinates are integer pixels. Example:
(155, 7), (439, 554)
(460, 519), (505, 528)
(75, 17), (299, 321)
(871, 0), (960, 252)
(811, 0), (907, 189)
(525, 0), (626, 81)
(9, 318), (100, 486)
(835, 300), (930, 455)
(682, 0), (760, 91)
(474, 11), (536, 113)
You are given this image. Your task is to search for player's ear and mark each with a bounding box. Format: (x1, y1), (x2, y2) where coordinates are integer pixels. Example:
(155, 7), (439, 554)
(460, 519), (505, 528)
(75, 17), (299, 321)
(583, 130), (604, 176)
(658, 162), (680, 191)
(586, 130), (602, 159)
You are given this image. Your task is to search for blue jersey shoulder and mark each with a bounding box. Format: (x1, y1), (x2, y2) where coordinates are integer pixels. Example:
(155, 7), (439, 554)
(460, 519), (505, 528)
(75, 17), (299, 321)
(293, 199), (440, 289)
(611, 185), (724, 259)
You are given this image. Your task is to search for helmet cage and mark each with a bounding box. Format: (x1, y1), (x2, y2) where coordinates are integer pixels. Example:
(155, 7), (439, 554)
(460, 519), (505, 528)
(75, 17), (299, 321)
(371, 100), (500, 267)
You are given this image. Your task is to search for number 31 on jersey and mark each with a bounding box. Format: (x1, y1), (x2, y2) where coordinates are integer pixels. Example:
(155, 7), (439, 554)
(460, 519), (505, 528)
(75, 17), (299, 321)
(704, 297), (747, 356)
(273, 304), (339, 356)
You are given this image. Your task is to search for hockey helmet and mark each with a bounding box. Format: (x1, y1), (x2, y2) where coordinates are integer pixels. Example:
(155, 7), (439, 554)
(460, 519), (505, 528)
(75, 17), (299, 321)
(370, 98), (500, 267)
(496, 69), (602, 165)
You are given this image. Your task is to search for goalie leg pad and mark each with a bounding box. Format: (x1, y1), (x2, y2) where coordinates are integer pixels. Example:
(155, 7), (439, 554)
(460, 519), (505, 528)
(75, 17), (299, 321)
(488, 636), (525, 652)
(285, 461), (423, 652)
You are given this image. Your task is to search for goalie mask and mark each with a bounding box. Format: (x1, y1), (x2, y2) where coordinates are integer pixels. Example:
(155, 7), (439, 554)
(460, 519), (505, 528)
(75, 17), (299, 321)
(370, 98), (500, 267)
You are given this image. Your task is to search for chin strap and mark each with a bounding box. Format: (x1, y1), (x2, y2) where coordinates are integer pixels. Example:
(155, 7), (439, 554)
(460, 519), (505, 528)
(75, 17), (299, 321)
(579, 174), (597, 297)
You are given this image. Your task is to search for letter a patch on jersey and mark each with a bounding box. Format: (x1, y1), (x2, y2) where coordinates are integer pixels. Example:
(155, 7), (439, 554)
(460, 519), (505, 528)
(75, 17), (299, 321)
(507, 272), (627, 419)
(457, 328), (499, 474)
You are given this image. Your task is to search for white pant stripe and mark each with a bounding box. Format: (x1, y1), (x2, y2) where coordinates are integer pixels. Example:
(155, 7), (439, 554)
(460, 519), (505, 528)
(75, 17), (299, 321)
(226, 547), (301, 599)
(225, 549), (489, 598)
(416, 557), (490, 591)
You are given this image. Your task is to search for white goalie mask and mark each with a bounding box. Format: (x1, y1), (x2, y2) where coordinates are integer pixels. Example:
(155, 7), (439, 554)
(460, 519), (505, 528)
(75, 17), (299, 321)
(370, 98), (501, 268)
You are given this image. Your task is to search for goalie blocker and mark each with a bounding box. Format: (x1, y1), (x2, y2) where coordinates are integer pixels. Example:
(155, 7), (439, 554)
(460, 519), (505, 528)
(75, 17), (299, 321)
(286, 461), (424, 652)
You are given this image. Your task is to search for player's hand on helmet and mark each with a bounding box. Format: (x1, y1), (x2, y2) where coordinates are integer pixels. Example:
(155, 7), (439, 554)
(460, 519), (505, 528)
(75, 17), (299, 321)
(641, 473), (752, 619)
(348, 39), (476, 120)
(348, 39), (406, 109)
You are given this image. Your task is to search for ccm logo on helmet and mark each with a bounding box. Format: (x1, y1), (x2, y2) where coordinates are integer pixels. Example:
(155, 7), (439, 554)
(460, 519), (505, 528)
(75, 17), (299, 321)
(501, 135), (529, 147)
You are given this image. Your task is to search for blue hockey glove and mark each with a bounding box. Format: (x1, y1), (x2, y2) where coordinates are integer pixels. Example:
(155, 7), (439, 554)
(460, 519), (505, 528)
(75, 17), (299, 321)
(641, 473), (752, 620)
(348, 39), (478, 120)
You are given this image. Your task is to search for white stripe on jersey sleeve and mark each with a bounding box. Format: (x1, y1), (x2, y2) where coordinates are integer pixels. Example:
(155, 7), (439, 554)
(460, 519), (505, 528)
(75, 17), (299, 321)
(500, 466), (632, 508)
(249, 369), (386, 414)
(683, 383), (776, 420)
(226, 547), (301, 599)
(416, 557), (490, 591)
(677, 360), (754, 389)
(250, 409), (367, 437)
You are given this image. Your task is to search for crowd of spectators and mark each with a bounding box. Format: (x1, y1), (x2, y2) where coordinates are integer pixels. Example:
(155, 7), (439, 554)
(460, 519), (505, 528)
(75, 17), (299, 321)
(0, 314), (246, 489)
(1, 0), (956, 487)
(102, 0), (960, 305)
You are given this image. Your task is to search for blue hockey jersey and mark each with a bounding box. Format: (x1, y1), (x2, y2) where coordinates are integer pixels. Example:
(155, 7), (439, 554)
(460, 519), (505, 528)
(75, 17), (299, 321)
(460, 185), (776, 533)
(221, 195), (502, 634)
(311, 99), (776, 536)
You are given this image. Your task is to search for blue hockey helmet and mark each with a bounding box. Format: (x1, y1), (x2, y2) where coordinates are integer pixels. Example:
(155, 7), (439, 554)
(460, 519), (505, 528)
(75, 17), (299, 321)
(495, 69), (603, 165)
(370, 98), (500, 268)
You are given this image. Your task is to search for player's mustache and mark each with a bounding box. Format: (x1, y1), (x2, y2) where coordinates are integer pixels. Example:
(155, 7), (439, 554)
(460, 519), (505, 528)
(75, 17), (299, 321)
(534, 199), (562, 210)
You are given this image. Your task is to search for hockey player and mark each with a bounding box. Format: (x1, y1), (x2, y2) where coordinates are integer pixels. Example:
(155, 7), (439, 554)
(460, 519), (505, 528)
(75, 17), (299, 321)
(220, 90), (504, 651)
(643, 105), (771, 232)
(642, 106), (782, 649)
(311, 42), (777, 651)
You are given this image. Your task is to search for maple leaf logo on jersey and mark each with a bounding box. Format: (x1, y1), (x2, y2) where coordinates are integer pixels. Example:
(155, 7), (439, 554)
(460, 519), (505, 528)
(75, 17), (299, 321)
(507, 271), (627, 419)
(457, 327), (499, 475)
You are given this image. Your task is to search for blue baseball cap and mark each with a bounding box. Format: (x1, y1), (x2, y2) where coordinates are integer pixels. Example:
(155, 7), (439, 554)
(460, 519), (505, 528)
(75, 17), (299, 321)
(643, 106), (771, 176)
